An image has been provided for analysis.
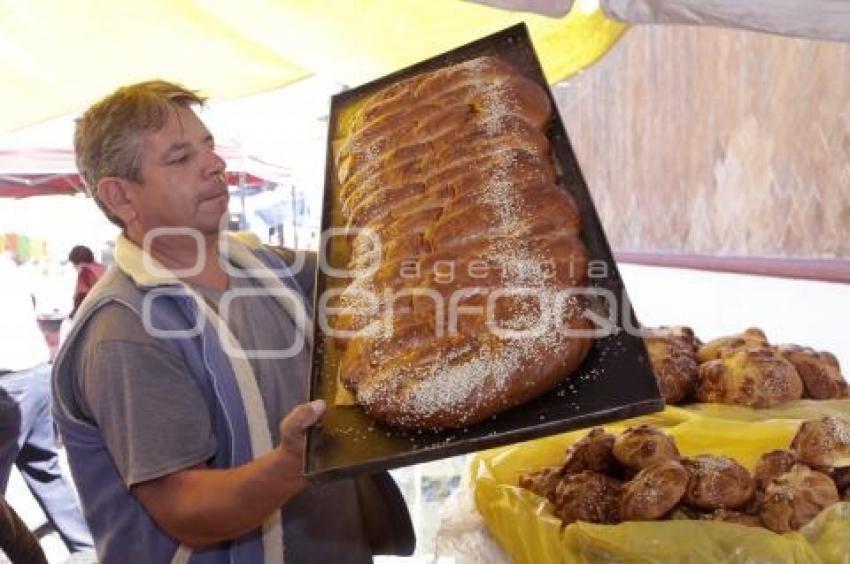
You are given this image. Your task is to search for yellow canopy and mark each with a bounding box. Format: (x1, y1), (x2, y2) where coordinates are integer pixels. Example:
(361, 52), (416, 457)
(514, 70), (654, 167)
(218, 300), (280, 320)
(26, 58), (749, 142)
(0, 0), (625, 132)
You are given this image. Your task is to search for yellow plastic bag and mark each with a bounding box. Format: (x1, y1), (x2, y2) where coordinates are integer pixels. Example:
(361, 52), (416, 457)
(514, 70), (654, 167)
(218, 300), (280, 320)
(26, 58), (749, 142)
(471, 401), (850, 563)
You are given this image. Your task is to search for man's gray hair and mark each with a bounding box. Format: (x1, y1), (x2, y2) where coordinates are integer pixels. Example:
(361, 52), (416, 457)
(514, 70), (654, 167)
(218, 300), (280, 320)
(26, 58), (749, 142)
(73, 80), (207, 228)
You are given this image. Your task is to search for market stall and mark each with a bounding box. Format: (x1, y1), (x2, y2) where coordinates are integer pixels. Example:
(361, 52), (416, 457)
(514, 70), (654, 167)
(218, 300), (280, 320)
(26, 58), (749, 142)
(1, 2), (848, 562)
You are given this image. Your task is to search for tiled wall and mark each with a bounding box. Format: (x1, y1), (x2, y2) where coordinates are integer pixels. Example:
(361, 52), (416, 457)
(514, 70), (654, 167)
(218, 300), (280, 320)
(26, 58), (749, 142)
(555, 25), (850, 259)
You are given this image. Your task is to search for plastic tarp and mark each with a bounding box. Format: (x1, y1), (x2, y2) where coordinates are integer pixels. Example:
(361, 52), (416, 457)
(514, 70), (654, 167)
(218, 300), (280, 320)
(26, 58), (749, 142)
(0, 0), (625, 133)
(472, 401), (850, 563)
(469, 0), (850, 42)
(603, 0), (850, 43)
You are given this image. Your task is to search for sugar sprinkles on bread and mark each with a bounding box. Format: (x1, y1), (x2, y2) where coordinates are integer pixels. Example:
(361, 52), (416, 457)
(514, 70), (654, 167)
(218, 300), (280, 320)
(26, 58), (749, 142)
(329, 56), (594, 429)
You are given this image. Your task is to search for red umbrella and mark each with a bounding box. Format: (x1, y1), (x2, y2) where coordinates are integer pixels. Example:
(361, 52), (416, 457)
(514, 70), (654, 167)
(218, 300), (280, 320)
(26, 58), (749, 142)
(0, 148), (268, 198)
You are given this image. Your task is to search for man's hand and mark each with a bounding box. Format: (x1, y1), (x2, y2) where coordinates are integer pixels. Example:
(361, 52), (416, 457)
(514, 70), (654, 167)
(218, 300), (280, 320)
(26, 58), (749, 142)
(278, 399), (326, 482)
(132, 399), (327, 548)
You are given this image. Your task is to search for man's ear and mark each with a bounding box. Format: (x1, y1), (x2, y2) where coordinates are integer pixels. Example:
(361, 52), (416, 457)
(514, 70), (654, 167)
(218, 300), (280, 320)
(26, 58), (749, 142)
(96, 177), (138, 227)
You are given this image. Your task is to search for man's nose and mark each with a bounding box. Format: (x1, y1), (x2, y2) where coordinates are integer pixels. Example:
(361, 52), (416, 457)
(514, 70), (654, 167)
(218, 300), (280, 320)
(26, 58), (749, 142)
(204, 149), (227, 180)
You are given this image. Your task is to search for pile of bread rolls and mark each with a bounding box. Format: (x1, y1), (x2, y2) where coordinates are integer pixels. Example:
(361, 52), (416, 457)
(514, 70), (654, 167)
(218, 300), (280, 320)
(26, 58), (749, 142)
(518, 416), (850, 533)
(644, 327), (847, 407)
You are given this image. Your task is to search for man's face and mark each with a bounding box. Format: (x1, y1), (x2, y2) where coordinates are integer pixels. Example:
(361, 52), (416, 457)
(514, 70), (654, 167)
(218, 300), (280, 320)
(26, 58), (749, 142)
(129, 105), (229, 238)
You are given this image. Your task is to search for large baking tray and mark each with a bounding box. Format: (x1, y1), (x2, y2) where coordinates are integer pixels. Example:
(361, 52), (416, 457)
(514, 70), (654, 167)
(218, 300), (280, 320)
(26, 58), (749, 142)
(305, 23), (663, 481)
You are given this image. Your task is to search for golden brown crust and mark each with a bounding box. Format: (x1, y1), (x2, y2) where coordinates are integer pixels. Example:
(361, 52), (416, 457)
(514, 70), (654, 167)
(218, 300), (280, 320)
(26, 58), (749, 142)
(696, 328), (768, 363)
(561, 427), (618, 475)
(760, 464), (839, 533)
(648, 325), (700, 355)
(523, 422), (848, 530)
(754, 449), (798, 490)
(337, 57), (549, 178)
(682, 455), (755, 510)
(612, 425), (680, 470)
(620, 460), (688, 521)
(694, 348), (803, 408)
(644, 326), (699, 404)
(331, 56), (592, 429)
(553, 472), (622, 525)
(518, 466), (563, 503)
(775, 344), (848, 400)
(790, 416), (850, 468)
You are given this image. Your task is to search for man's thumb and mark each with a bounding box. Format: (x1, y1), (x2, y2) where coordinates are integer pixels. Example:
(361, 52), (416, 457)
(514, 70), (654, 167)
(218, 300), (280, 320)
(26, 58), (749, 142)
(280, 400), (326, 449)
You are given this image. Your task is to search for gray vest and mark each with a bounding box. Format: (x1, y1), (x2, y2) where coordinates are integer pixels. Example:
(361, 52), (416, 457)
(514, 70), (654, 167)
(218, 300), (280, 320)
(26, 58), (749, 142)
(52, 247), (413, 563)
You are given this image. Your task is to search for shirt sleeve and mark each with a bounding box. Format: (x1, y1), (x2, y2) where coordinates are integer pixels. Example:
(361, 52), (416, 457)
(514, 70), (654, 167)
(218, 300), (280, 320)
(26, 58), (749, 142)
(75, 304), (217, 486)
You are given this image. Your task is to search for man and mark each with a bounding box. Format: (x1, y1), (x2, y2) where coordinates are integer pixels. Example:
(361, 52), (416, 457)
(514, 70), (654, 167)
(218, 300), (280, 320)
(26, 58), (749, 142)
(0, 252), (93, 555)
(52, 81), (412, 563)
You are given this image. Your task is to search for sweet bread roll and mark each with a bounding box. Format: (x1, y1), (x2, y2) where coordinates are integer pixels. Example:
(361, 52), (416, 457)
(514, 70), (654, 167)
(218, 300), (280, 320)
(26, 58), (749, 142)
(775, 344), (848, 400)
(620, 460), (688, 521)
(696, 328), (768, 363)
(790, 416), (850, 468)
(694, 348), (803, 408)
(612, 425), (680, 470)
(647, 325), (700, 354)
(562, 427), (617, 475)
(553, 471), (621, 525)
(682, 455), (755, 510)
(754, 449), (797, 490)
(644, 326), (699, 404)
(518, 466), (562, 503)
(331, 55), (593, 429)
(760, 464), (839, 533)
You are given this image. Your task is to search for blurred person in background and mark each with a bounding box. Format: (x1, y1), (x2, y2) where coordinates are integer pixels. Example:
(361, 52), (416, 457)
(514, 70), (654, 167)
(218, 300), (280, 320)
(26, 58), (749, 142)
(66, 245), (106, 318)
(0, 251), (94, 555)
